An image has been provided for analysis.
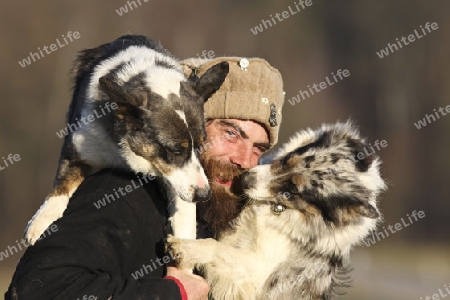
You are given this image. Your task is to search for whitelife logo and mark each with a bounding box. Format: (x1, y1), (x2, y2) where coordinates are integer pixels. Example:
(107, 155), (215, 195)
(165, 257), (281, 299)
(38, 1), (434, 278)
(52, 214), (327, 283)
(250, 0), (313, 35)
(363, 210), (425, 247)
(131, 250), (180, 280)
(376, 22), (438, 59)
(414, 104), (450, 129)
(350, 139), (388, 162)
(0, 153), (21, 171)
(115, 0), (149, 16)
(420, 283), (450, 300)
(288, 69), (350, 106)
(55, 102), (118, 139)
(18, 31), (81, 68)
(93, 174), (155, 209)
(0, 224), (58, 262)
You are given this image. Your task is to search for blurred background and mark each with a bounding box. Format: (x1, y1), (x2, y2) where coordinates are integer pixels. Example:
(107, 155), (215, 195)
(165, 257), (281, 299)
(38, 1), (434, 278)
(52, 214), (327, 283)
(1, 1), (449, 299)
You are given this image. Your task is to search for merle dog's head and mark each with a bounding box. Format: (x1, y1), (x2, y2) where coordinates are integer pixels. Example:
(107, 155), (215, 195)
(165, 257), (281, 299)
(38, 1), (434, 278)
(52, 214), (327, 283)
(240, 121), (386, 243)
(72, 35), (229, 202)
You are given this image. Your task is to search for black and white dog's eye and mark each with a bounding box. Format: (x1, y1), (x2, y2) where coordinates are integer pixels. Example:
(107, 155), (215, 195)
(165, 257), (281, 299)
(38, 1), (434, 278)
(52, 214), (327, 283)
(167, 146), (182, 155)
(172, 148), (182, 155)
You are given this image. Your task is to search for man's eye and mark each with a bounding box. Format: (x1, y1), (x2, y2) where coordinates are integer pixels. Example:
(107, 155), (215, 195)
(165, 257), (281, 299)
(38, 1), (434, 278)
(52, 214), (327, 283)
(254, 147), (264, 155)
(258, 146), (268, 153)
(226, 130), (238, 137)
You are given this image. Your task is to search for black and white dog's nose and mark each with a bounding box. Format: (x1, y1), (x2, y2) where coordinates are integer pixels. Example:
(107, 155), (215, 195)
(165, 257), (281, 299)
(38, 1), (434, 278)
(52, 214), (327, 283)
(194, 187), (212, 202)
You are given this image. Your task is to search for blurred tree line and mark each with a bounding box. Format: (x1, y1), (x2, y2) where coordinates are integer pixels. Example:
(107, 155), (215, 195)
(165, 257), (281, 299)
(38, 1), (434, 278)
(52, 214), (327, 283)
(1, 0), (449, 270)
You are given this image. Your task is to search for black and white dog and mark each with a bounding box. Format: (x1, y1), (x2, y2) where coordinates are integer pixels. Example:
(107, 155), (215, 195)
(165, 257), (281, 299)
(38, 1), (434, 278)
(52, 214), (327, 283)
(25, 35), (229, 244)
(167, 121), (386, 300)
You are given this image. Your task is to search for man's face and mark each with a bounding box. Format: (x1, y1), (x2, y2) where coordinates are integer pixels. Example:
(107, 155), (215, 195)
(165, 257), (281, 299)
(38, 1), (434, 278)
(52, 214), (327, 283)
(202, 118), (270, 181)
(197, 118), (269, 237)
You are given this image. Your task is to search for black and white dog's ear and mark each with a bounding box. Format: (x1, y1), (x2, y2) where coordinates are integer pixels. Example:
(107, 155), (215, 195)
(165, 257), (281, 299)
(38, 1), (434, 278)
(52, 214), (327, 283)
(111, 101), (145, 130)
(191, 62), (229, 101)
(99, 74), (149, 107)
(99, 74), (130, 102)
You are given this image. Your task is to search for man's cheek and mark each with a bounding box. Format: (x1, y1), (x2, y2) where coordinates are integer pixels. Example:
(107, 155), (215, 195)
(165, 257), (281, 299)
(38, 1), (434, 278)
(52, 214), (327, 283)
(206, 137), (234, 157)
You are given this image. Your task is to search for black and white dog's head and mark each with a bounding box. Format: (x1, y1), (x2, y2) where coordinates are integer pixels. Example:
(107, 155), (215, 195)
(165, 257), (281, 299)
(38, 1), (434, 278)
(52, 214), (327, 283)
(70, 35), (229, 202)
(240, 121), (386, 249)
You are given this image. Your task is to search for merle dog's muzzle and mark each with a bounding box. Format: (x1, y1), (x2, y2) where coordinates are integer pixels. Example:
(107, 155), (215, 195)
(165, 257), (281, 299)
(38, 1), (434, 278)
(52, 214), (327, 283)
(238, 171), (256, 191)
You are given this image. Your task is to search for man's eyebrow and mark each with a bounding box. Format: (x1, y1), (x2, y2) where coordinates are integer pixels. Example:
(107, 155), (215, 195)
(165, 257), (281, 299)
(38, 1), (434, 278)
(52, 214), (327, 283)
(254, 142), (270, 151)
(218, 120), (249, 139)
(218, 120), (270, 151)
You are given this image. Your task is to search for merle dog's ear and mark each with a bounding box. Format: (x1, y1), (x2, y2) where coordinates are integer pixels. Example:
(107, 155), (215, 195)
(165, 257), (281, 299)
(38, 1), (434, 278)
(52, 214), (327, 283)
(99, 74), (149, 107)
(348, 138), (375, 172)
(191, 62), (229, 101)
(353, 202), (379, 219)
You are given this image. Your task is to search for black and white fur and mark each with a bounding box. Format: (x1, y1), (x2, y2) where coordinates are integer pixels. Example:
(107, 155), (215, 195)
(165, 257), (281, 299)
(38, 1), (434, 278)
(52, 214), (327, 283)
(25, 35), (229, 244)
(167, 121), (386, 300)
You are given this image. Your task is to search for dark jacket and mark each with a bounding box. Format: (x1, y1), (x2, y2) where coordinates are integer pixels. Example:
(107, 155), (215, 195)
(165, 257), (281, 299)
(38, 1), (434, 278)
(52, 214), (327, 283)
(5, 169), (183, 300)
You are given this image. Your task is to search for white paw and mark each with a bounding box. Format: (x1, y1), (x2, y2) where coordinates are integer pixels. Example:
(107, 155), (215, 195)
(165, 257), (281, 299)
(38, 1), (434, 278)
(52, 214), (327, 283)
(165, 236), (216, 270)
(25, 195), (69, 245)
(165, 235), (184, 265)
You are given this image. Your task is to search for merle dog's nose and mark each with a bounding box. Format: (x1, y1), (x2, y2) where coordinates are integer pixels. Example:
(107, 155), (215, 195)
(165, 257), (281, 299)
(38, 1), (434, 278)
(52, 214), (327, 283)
(239, 171), (255, 190)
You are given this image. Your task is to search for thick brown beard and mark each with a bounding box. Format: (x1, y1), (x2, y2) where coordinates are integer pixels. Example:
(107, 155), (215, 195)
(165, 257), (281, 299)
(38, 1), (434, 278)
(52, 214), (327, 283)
(197, 153), (247, 239)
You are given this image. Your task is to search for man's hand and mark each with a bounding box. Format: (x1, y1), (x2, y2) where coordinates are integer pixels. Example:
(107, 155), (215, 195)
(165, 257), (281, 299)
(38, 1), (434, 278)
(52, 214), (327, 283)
(166, 266), (210, 300)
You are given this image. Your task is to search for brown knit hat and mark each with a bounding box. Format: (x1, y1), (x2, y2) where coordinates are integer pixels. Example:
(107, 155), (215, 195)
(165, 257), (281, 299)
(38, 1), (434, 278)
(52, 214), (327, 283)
(181, 57), (285, 147)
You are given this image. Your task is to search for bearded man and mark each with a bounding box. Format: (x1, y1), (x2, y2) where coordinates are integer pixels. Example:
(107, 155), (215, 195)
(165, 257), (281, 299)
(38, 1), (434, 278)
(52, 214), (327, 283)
(6, 57), (284, 300)
(180, 57), (284, 240)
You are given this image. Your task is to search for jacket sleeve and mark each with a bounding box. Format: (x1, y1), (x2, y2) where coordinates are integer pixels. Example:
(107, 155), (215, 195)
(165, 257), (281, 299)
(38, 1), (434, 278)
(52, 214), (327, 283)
(6, 173), (184, 300)
(7, 268), (184, 300)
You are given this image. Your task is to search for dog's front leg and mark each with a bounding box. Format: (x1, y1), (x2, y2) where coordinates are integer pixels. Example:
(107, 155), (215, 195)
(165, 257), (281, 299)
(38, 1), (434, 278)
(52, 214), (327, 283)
(166, 236), (218, 270)
(167, 236), (257, 274)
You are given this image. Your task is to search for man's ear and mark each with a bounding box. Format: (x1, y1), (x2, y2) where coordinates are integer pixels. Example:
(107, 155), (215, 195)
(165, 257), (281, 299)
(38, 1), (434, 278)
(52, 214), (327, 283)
(99, 74), (149, 107)
(192, 62), (229, 101)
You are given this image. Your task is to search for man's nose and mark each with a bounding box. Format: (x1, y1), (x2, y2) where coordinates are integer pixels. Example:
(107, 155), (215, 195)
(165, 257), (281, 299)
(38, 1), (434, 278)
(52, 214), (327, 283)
(229, 143), (256, 169)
